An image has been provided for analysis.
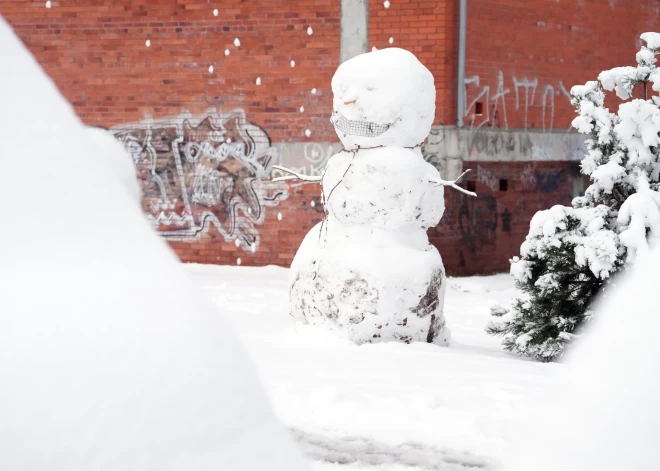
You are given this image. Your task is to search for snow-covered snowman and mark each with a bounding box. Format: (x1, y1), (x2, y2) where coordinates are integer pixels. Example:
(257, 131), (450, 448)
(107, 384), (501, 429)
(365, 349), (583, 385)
(275, 48), (473, 345)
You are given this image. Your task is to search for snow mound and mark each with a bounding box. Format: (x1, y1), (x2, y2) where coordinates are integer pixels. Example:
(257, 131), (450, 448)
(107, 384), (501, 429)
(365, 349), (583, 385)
(502, 246), (660, 471)
(0, 15), (307, 471)
(85, 126), (142, 204)
(330, 47), (435, 149)
(289, 223), (449, 346)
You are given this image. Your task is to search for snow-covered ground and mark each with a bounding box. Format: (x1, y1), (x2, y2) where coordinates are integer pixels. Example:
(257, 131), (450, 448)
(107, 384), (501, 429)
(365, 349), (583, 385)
(187, 264), (562, 471)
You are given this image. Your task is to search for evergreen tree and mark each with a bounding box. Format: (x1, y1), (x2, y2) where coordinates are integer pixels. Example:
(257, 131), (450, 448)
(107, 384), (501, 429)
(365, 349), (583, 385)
(487, 33), (660, 361)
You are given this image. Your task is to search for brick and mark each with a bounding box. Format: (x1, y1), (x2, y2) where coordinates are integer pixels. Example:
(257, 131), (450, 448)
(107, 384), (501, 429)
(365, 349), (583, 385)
(1, 0), (643, 275)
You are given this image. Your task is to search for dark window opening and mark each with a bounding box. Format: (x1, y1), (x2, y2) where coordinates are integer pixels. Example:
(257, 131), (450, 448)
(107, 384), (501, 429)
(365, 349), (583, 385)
(475, 102), (484, 116)
(499, 179), (509, 191)
(467, 181), (477, 193)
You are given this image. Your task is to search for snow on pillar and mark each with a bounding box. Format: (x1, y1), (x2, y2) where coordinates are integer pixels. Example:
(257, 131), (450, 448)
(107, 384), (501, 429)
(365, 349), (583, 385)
(340, 0), (369, 63)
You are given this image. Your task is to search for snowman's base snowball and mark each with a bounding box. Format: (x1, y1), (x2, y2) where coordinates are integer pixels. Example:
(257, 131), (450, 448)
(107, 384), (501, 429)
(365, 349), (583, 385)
(289, 223), (450, 345)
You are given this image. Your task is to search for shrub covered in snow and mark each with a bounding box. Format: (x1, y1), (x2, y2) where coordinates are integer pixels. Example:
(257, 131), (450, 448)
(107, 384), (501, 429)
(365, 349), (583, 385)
(488, 32), (660, 361)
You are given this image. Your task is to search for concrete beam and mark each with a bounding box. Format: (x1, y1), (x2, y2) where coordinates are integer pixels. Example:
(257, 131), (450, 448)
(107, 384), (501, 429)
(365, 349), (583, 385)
(340, 0), (369, 63)
(274, 127), (585, 182)
(422, 126), (586, 179)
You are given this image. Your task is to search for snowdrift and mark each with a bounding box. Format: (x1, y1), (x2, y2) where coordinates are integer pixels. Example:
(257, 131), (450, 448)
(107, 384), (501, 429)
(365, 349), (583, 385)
(0, 15), (307, 471)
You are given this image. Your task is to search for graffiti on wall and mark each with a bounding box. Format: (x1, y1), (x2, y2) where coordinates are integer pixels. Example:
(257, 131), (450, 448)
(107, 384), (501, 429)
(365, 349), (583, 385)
(477, 165), (499, 191)
(112, 108), (288, 251)
(464, 70), (573, 132)
(457, 194), (499, 262)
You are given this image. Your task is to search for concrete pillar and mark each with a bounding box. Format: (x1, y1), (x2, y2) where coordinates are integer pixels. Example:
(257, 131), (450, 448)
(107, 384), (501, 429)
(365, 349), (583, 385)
(340, 0), (369, 63)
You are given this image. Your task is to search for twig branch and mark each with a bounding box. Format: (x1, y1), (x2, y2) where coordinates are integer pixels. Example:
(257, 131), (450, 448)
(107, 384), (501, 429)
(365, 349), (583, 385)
(272, 165), (322, 183)
(429, 169), (477, 197)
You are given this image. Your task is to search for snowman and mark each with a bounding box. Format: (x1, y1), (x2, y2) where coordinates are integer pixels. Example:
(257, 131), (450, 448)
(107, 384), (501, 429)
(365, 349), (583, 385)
(275, 48), (474, 345)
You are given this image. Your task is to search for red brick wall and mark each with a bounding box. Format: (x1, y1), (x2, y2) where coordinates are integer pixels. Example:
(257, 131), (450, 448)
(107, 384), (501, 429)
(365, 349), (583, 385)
(167, 183), (323, 267)
(369, 0), (458, 126)
(430, 161), (584, 275)
(0, 0), (340, 142)
(464, 0), (660, 131)
(170, 162), (583, 276)
(2, 0), (648, 275)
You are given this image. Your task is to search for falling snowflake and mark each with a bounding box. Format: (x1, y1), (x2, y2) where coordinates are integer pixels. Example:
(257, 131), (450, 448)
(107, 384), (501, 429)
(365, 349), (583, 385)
(235, 238), (241, 248)
(307, 26), (313, 35)
(389, 37), (394, 44)
(45, 1), (51, 8)
(277, 212), (283, 221)
(311, 200), (316, 207)
(248, 207), (252, 214)
(372, 46), (378, 52)
(145, 39), (151, 47)
(224, 48), (230, 56)
(237, 258), (242, 265)
(234, 38), (241, 47)
(300, 106), (305, 113)
(208, 65), (214, 73)
(226, 138), (232, 143)
(290, 60), (296, 67)
(251, 243), (256, 253)
(305, 129), (311, 137)
(311, 88), (317, 95)
(384, 0), (391, 8)
(256, 77), (262, 85)
(213, 8), (218, 16)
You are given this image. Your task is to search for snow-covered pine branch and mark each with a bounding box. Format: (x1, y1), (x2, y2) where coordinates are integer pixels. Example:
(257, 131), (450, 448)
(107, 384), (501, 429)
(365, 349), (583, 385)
(487, 31), (660, 361)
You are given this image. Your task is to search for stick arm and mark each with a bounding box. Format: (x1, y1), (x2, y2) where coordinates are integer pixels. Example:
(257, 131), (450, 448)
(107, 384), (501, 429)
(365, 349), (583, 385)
(272, 165), (323, 183)
(429, 169), (477, 197)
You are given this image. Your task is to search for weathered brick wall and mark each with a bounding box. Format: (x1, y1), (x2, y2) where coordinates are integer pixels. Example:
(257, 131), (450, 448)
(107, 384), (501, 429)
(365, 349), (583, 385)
(463, 0), (658, 131)
(1, 0), (340, 141)
(169, 161), (585, 276)
(431, 161), (585, 275)
(369, 0), (458, 125)
(1, 0), (651, 275)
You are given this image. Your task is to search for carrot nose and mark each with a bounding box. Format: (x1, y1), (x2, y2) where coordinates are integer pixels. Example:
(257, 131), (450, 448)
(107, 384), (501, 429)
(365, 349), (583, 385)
(344, 99), (357, 105)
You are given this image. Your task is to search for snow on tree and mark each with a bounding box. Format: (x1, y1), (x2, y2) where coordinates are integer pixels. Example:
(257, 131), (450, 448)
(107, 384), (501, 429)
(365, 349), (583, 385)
(0, 16), (308, 470)
(276, 48), (474, 345)
(488, 32), (660, 361)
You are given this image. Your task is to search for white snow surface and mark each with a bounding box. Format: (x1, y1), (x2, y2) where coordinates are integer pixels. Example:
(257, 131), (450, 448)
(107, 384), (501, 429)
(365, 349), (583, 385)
(515, 204), (619, 280)
(617, 176), (660, 262)
(502, 248), (660, 471)
(187, 265), (560, 470)
(289, 221), (449, 345)
(0, 16), (307, 471)
(289, 147), (447, 345)
(322, 147), (444, 229)
(641, 31), (660, 50)
(330, 48), (435, 149)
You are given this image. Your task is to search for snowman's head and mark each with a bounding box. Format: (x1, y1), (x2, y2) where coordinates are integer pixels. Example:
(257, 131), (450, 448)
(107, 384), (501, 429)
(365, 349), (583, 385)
(330, 48), (435, 150)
